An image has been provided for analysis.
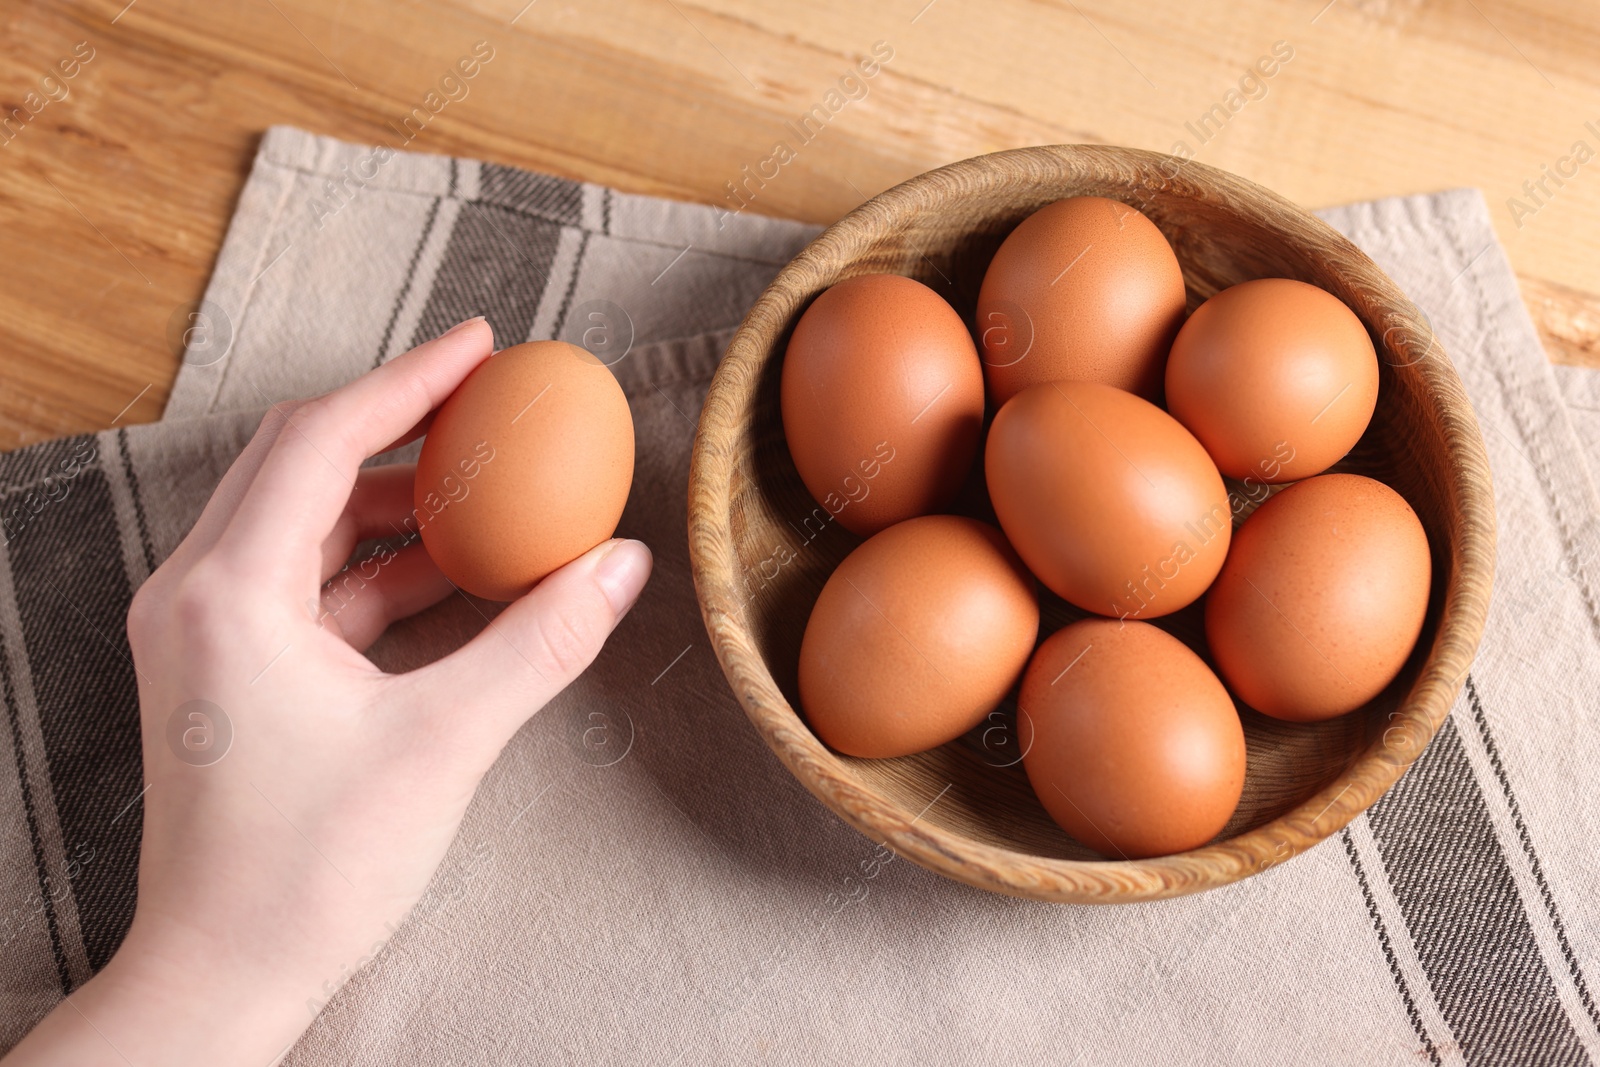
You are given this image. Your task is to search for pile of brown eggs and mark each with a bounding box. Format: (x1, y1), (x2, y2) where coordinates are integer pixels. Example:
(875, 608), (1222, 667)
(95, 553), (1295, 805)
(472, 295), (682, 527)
(782, 197), (1432, 860)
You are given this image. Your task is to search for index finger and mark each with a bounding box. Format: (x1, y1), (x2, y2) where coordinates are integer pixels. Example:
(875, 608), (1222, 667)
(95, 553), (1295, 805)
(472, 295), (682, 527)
(216, 318), (493, 586)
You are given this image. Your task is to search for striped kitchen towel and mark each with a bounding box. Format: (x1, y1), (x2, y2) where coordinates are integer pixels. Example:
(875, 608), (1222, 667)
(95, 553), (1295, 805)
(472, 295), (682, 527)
(2, 126), (1598, 1066)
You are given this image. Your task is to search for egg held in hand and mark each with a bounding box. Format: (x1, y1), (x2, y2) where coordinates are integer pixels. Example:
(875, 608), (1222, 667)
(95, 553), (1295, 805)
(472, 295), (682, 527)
(976, 196), (1186, 405)
(1164, 278), (1379, 483)
(798, 515), (1039, 759)
(985, 380), (1231, 620)
(1019, 618), (1246, 859)
(414, 340), (635, 601)
(1205, 473), (1432, 722)
(782, 274), (986, 537)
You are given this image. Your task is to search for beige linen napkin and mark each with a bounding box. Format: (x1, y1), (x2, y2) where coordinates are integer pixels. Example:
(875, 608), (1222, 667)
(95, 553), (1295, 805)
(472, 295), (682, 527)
(2, 126), (1597, 1066)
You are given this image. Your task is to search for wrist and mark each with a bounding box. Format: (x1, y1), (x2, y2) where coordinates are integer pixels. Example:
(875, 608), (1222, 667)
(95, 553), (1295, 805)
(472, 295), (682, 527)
(4, 924), (322, 1067)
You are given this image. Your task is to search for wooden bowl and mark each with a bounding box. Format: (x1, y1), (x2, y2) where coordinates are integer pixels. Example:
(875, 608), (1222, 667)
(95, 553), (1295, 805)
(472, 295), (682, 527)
(686, 145), (1495, 903)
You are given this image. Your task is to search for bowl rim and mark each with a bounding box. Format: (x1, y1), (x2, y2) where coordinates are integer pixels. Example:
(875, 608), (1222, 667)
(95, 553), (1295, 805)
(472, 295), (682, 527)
(686, 144), (1497, 903)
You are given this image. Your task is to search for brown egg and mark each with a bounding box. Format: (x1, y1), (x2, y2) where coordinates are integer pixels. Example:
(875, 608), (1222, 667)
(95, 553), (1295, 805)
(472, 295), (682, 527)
(1165, 279), (1379, 483)
(798, 515), (1039, 759)
(976, 197), (1186, 405)
(985, 380), (1230, 620)
(1019, 619), (1245, 859)
(415, 340), (634, 601)
(1205, 474), (1432, 722)
(781, 274), (985, 537)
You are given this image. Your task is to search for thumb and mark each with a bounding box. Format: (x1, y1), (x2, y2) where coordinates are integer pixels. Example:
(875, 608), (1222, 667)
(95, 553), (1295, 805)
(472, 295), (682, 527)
(409, 537), (652, 747)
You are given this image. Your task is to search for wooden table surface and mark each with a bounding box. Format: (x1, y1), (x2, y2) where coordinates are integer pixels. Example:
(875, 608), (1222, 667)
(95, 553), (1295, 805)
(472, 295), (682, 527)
(4, 0), (1599, 448)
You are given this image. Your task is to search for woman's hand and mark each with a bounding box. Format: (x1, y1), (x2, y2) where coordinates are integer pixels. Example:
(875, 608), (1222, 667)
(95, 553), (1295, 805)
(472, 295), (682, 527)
(3, 318), (652, 1066)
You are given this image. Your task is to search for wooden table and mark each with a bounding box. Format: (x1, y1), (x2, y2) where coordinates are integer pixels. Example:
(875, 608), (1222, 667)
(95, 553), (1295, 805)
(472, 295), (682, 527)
(4, 0), (1598, 448)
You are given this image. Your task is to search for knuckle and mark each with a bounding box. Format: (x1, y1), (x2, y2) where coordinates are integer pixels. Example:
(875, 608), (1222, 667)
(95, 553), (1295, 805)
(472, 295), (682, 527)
(284, 396), (332, 440)
(168, 558), (233, 635)
(125, 553), (185, 648)
(264, 399), (303, 424)
(292, 394), (367, 463)
(392, 368), (434, 414)
(529, 605), (603, 679)
(256, 400), (305, 442)
(368, 374), (432, 447)
(285, 393), (325, 419)
(125, 577), (162, 646)
(126, 563), (236, 667)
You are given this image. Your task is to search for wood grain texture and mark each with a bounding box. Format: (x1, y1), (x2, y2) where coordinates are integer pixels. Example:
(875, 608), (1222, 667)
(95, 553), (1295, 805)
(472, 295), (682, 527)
(687, 145), (1496, 902)
(1520, 275), (1600, 369)
(2, 0), (1600, 447)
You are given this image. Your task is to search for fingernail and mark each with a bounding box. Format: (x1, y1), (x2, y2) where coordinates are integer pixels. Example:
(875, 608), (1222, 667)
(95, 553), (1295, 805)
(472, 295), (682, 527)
(443, 316), (486, 337)
(595, 539), (652, 615)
